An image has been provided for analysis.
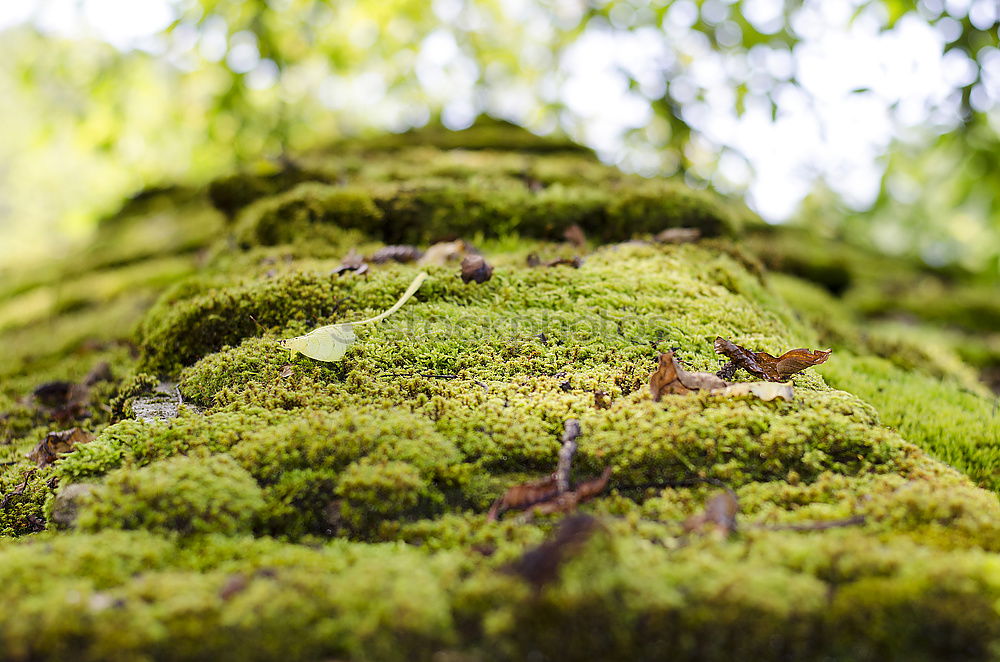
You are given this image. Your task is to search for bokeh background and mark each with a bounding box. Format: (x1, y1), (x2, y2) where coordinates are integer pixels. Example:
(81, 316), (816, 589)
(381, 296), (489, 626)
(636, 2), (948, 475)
(1, 0), (998, 276)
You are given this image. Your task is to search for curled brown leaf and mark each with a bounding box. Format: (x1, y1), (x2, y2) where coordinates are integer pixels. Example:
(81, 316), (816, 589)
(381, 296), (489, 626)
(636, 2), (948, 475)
(714, 337), (831, 381)
(369, 245), (423, 264)
(460, 254), (494, 284)
(27, 428), (95, 467)
(504, 514), (601, 589)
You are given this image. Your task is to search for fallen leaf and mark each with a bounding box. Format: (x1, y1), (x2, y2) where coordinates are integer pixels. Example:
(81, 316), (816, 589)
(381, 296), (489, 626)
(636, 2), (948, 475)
(504, 514), (601, 589)
(332, 249), (369, 275)
(717, 381), (793, 402)
(654, 228), (701, 244)
(649, 352), (795, 402)
(487, 475), (559, 521)
(564, 224), (586, 248)
(548, 256), (583, 268)
(27, 428), (95, 467)
(714, 337), (831, 381)
(460, 255), (493, 284)
(369, 245), (423, 264)
(649, 352), (727, 400)
(278, 364), (294, 379)
(279, 272), (427, 362)
(488, 419), (611, 520)
(683, 490), (739, 536)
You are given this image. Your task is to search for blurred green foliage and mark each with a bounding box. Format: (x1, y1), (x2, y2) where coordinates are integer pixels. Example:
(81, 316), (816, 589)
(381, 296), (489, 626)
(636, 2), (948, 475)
(0, 0), (998, 275)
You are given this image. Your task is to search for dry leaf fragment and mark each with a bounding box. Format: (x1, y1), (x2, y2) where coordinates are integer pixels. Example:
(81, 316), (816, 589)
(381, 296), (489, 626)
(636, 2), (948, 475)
(278, 364), (294, 379)
(332, 249), (369, 275)
(649, 352), (727, 400)
(27, 428), (95, 467)
(563, 224), (586, 248)
(714, 337), (831, 381)
(683, 490), (739, 536)
(489, 419), (611, 521)
(460, 255), (493, 284)
(370, 245), (423, 264)
(487, 475), (559, 521)
(649, 352), (794, 402)
(505, 515), (601, 589)
(544, 256), (583, 268)
(654, 228), (701, 244)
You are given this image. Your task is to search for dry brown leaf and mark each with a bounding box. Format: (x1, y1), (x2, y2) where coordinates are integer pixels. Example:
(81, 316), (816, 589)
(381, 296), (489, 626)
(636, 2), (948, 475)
(504, 514), (601, 589)
(650, 351), (794, 402)
(564, 224), (587, 248)
(544, 256), (583, 268)
(683, 490), (739, 536)
(714, 337), (831, 381)
(487, 475), (559, 521)
(27, 428), (95, 467)
(332, 249), (369, 275)
(369, 245), (423, 264)
(649, 352), (727, 400)
(460, 254), (493, 284)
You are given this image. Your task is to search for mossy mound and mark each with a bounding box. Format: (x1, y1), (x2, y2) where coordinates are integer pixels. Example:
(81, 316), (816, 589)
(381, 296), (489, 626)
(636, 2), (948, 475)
(1, 118), (998, 661)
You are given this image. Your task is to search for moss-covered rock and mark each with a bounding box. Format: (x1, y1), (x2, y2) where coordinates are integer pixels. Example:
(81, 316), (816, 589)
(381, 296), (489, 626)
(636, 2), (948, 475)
(0, 119), (998, 660)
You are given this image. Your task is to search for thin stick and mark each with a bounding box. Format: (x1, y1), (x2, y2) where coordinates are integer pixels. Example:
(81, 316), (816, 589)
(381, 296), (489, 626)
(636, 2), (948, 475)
(752, 515), (866, 532)
(556, 419), (581, 494)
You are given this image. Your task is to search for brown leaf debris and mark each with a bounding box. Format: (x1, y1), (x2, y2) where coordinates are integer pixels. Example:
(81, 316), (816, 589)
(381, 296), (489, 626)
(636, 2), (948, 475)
(332, 249), (369, 275)
(460, 255), (494, 284)
(369, 245), (424, 264)
(649, 351), (793, 402)
(488, 419), (611, 521)
(27, 428), (95, 467)
(504, 514), (601, 589)
(714, 337), (831, 382)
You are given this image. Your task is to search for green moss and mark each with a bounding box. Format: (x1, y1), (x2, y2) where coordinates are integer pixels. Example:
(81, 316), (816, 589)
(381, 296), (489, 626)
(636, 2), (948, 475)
(0, 466), (52, 537)
(1, 122), (999, 660)
(76, 454), (265, 536)
(819, 353), (1000, 492)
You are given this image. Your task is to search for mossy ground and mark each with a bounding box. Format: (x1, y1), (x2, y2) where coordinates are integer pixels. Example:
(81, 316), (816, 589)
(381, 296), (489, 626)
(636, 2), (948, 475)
(0, 118), (998, 661)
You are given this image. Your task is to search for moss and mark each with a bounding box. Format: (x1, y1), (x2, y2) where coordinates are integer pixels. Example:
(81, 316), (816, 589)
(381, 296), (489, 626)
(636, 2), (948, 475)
(76, 454), (265, 536)
(0, 466), (52, 536)
(234, 182), (376, 249)
(2, 121), (999, 660)
(208, 166), (335, 219)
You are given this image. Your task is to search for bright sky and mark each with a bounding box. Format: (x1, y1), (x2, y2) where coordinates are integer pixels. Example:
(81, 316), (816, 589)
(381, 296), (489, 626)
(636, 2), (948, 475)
(1, 0), (997, 222)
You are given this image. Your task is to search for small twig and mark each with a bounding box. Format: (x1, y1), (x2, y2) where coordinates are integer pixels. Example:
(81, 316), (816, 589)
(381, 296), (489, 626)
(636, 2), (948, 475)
(556, 419), (581, 494)
(751, 515), (866, 532)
